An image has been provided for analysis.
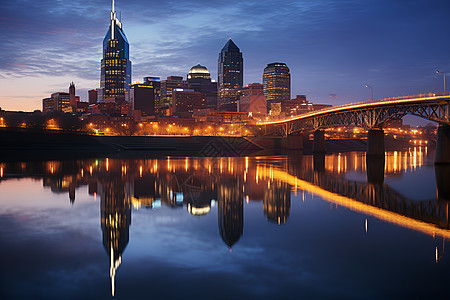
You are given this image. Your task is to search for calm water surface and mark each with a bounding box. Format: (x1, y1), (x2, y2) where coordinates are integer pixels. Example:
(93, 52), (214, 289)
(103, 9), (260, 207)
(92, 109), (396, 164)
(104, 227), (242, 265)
(0, 148), (449, 299)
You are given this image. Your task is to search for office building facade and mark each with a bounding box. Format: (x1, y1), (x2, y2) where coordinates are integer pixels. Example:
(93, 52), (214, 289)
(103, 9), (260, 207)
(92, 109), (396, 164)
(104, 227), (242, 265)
(143, 77), (161, 113)
(98, 0), (132, 103)
(218, 39), (243, 111)
(172, 89), (206, 115)
(88, 89), (98, 105)
(161, 76), (188, 109)
(130, 83), (156, 116)
(187, 64), (217, 109)
(263, 63), (290, 112)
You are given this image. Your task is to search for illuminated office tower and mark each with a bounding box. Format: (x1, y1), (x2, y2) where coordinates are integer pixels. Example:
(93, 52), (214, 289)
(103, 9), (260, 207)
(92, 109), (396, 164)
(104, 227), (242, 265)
(98, 0), (132, 103)
(143, 77), (161, 112)
(160, 76), (188, 109)
(187, 64), (218, 108)
(263, 63), (290, 112)
(218, 39), (243, 111)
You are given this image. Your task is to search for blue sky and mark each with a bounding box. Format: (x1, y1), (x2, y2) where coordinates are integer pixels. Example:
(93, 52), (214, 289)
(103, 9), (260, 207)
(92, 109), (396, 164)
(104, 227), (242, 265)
(0, 0), (449, 115)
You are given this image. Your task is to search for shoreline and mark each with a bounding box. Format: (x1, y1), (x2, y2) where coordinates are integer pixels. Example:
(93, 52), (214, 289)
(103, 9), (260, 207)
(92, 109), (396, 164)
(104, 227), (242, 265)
(0, 128), (432, 161)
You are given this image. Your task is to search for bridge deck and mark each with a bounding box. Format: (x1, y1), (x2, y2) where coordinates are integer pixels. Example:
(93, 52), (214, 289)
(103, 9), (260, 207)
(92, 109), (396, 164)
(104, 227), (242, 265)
(259, 92), (450, 125)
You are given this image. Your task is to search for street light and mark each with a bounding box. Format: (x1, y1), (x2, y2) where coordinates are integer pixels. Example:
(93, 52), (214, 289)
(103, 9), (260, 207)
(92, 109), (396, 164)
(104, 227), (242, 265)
(436, 70), (446, 93)
(365, 85), (373, 101)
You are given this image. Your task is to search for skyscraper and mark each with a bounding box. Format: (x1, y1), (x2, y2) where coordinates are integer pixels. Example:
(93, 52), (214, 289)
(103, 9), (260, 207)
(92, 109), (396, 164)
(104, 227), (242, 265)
(88, 89), (98, 105)
(98, 0), (132, 104)
(263, 63), (291, 112)
(218, 39), (243, 111)
(130, 83), (156, 116)
(160, 76), (188, 110)
(187, 64), (217, 108)
(143, 77), (161, 112)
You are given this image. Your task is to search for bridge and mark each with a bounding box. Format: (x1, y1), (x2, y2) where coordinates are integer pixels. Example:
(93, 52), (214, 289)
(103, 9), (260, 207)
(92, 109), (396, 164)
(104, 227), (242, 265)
(255, 92), (450, 163)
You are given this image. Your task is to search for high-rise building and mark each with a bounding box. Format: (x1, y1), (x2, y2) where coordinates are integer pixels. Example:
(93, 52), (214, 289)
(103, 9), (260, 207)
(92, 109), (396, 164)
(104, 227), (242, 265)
(263, 63), (291, 112)
(42, 97), (54, 113)
(143, 77), (161, 112)
(98, 0), (132, 104)
(218, 39), (243, 111)
(88, 89), (98, 105)
(187, 64), (217, 109)
(43, 84), (80, 113)
(239, 83), (267, 114)
(160, 76), (188, 109)
(130, 83), (156, 116)
(51, 93), (71, 113)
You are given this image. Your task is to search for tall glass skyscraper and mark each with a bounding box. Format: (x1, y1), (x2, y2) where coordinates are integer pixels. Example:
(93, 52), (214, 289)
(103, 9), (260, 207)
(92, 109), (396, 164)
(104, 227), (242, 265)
(218, 39), (243, 111)
(263, 62), (291, 111)
(99, 0), (132, 103)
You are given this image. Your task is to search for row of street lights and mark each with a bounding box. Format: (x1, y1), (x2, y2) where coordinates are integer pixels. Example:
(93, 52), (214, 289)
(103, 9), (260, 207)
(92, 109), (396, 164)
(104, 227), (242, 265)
(364, 70), (446, 101)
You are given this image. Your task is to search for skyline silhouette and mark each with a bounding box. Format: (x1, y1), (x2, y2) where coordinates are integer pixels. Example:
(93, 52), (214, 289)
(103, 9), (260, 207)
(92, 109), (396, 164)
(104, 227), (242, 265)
(0, 0), (449, 117)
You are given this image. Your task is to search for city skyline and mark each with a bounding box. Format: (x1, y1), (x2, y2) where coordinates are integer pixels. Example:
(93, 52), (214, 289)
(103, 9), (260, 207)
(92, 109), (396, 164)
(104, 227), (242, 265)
(0, 0), (449, 113)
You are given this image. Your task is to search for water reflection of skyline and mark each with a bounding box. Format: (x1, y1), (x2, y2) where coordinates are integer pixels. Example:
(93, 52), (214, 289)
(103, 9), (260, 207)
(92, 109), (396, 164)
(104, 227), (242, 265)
(0, 147), (446, 296)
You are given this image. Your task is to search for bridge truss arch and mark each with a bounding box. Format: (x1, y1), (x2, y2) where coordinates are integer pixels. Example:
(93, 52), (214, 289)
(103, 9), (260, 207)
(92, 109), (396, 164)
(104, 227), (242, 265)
(256, 93), (450, 136)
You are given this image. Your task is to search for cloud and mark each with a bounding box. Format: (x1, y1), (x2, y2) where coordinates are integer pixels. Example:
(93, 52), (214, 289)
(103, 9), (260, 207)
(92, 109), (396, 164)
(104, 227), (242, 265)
(1, 0), (450, 109)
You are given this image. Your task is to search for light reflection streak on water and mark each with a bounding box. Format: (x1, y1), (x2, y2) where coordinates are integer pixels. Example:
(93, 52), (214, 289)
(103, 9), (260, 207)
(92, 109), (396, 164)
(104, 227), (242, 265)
(256, 167), (450, 240)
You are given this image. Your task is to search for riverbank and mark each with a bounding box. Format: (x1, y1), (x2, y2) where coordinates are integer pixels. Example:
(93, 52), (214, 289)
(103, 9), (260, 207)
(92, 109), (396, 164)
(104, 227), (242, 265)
(0, 128), (263, 159)
(0, 128), (430, 161)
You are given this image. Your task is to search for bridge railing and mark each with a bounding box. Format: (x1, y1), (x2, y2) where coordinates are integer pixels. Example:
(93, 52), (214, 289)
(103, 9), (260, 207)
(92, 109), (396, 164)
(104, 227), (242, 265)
(259, 92), (450, 124)
(266, 91), (450, 122)
(312, 91), (450, 113)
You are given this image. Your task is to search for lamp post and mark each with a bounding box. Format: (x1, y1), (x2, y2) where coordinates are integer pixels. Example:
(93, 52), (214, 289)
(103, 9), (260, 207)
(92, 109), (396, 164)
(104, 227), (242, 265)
(365, 85), (373, 101)
(436, 70), (446, 93)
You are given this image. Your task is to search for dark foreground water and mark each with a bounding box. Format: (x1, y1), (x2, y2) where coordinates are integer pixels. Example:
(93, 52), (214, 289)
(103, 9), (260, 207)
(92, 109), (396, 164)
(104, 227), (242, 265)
(0, 148), (449, 299)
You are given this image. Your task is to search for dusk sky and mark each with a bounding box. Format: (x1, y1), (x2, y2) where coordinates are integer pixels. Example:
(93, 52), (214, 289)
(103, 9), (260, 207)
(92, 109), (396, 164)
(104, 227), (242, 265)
(1, 0), (449, 115)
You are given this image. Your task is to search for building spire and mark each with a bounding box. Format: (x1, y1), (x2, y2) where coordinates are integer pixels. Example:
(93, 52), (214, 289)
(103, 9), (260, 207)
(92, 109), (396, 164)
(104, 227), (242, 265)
(110, 0), (116, 39)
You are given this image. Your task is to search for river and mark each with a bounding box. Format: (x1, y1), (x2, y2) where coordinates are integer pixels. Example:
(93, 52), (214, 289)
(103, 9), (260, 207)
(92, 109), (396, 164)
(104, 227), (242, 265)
(0, 147), (448, 299)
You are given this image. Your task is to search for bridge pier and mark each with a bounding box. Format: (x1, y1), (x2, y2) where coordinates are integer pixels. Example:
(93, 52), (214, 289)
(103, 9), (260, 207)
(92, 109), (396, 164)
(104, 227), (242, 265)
(313, 130), (326, 153)
(367, 129), (385, 158)
(435, 125), (450, 164)
(286, 133), (303, 150)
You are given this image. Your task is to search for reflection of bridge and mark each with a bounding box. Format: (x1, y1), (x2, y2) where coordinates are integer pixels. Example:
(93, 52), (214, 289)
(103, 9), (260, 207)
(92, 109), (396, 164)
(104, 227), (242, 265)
(257, 93), (450, 163)
(257, 165), (450, 239)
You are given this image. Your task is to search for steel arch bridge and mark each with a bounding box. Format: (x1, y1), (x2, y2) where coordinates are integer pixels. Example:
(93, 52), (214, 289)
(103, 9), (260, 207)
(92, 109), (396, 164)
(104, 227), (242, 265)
(255, 92), (450, 136)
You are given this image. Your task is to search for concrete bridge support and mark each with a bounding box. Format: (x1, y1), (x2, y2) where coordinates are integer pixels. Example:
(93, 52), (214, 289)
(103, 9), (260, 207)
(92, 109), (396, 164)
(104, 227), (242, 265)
(286, 133), (303, 150)
(435, 125), (450, 164)
(367, 129), (385, 158)
(313, 130), (326, 153)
